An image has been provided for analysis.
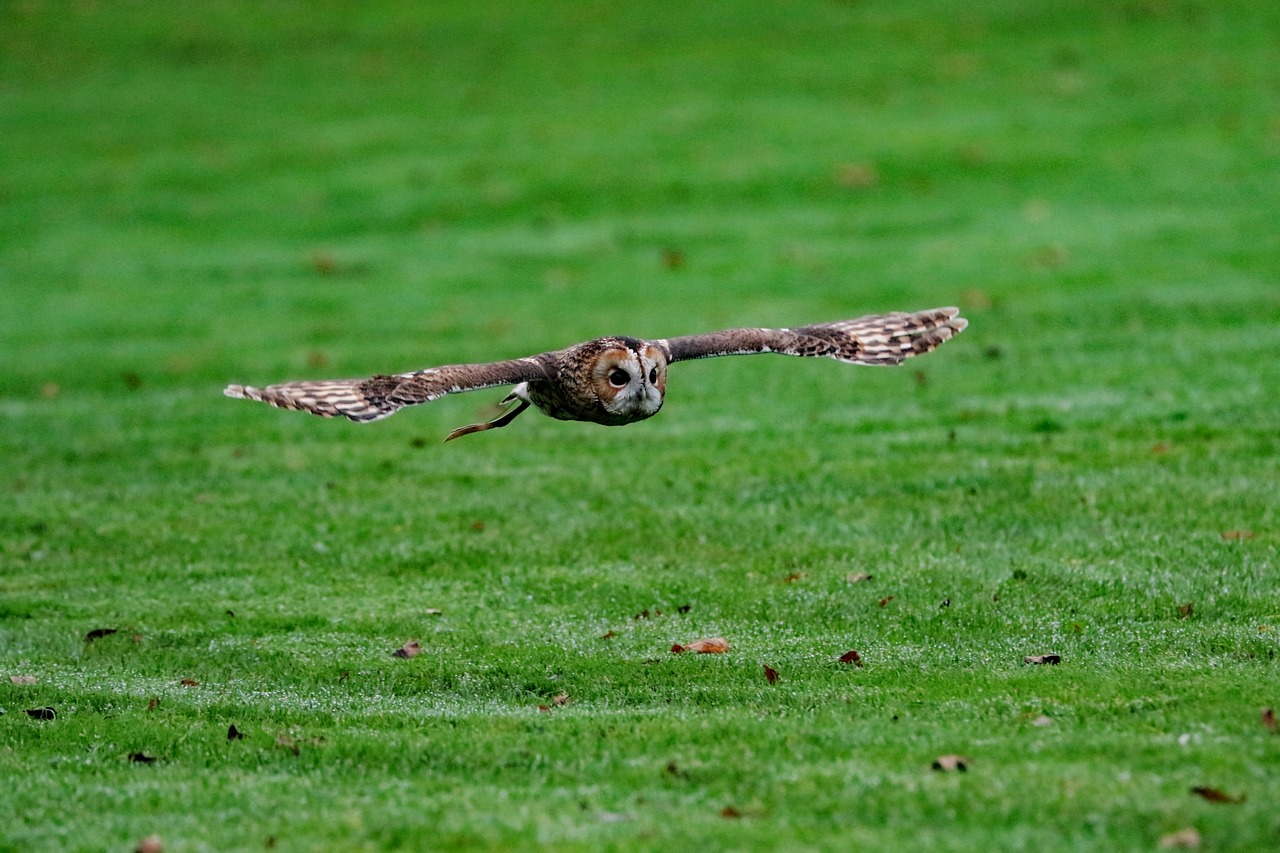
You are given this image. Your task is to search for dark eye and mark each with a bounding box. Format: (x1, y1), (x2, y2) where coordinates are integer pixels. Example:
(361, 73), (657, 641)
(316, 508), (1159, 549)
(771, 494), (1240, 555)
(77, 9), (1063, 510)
(608, 368), (630, 387)
(648, 367), (658, 384)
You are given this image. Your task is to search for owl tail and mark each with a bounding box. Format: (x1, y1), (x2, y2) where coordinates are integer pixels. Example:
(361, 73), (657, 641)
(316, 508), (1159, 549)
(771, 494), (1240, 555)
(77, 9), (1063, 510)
(443, 396), (531, 442)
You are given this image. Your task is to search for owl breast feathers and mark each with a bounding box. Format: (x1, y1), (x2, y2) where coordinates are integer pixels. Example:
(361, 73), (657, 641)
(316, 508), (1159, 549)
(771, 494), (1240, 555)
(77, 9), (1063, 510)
(224, 306), (967, 441)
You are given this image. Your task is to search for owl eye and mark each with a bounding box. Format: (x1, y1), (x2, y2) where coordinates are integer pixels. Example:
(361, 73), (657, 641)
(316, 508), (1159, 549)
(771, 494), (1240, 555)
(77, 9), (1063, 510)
(608, 368), (630, 387)
(648, 367), (658, 384)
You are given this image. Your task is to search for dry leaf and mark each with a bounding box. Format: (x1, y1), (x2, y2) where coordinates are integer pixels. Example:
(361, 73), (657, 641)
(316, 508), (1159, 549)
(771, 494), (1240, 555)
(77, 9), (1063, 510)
(660, 248), (687, 270)
(783, 571), (805, 583)
(180, 678), (200, 687)
(9, 675), (37, 685)
(720, 806), (743, 819)
(134, 835), (164, 853)
(1262, 707), (1277, 732)
(1158, 828), (1201, 849)
(470, 519), (485, 531)
(932, 754), (970, 772)
(763, 664), (779, 685)
(227, 725), (245, 741)
(1178, 603), (1194, 619)
(311, 251), (338, 275)
(1190, 786), (1245, 804)
(25, 707), (56, 720)
(601, 630), (617, 639)
(537, 705), (551, 713)
(392, 641), (421, 659)
(146, 696), (159, 712)
(85, 628), (118, 642)
(1220, 530), (1254, 541)
(674, 637), (730, 655)
(845, 572), (873, 583)
(129, 752), (157, 764)
(1024, 654), (1062, 665)
(838, 650), (863, 667)
(878, 596), (894, 608)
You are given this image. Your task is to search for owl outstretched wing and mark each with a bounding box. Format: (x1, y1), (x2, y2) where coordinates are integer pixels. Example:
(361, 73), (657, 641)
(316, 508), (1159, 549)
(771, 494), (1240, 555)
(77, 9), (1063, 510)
(662, 306), (966, 365)
(224, 355), (553, 423)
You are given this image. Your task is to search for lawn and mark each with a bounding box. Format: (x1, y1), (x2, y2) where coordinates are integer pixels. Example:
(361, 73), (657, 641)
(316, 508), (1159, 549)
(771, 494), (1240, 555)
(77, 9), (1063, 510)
(2, 1), (1279, 850)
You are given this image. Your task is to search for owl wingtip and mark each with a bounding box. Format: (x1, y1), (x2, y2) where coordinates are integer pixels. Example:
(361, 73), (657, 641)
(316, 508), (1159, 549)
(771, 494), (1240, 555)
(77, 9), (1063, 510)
(223, 384), (249, 399)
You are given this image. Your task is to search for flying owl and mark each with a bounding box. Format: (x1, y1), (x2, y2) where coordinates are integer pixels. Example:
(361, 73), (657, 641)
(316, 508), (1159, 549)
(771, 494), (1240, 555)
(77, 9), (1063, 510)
(224, 306), (967, 441)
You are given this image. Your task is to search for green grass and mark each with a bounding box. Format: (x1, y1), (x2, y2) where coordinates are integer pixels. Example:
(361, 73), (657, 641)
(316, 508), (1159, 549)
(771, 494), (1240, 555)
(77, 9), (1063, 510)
(3, 0), (1280, 850)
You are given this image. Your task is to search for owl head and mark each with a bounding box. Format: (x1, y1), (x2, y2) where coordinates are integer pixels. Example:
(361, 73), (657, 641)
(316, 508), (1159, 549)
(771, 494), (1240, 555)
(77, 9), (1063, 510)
(587, 337), (668, 423)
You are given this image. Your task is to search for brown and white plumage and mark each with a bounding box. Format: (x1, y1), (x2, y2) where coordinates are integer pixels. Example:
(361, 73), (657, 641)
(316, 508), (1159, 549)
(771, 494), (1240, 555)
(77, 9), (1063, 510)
(224, 306), (967, 441)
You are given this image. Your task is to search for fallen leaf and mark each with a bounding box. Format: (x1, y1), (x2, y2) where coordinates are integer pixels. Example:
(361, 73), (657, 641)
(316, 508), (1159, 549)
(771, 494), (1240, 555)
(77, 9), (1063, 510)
(551, 693), (570, 706)
(227, 725), (245, 741)
(537, 705), (551, 713)
(720, 806), (743, 819)
(838, 650), (863, 667)
(782, 571), (805, 583)
(1151, 442), (1172, 454)
(1262, 707), (1277, 732)
(311, 251), (338, 275)
(128, 751), (157, 764)
(660, 248), (686, 270)
(470, 519), (485, 531)
(600, 630), (617, 639)
(763, 664), (779, 685)
(1024, 654), (1062, 665)
(1190, 786), (1245, 804)
(25, 707), (56, 720)
(878, 596), (894, 608)
(932, 754), (970, 772)
(180, 678), (200, 687)
(9, 675), (37, 685)
(146, 696), (159, 712)
(392, 641), (421, 659)
(845, 572), (873, 583)
(1158, 828), (1201, 849)
(1220, 530), (1254, 541)
(674, 637), (730, 654)
(1178, 603), (1194, 619)
(134, 835), (164, 853)
(85, 628), (118, 642)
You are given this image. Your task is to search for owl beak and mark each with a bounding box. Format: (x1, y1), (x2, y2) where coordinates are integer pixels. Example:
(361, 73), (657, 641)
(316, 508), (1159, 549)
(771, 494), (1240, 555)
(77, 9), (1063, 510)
(443, 396), (531, 442)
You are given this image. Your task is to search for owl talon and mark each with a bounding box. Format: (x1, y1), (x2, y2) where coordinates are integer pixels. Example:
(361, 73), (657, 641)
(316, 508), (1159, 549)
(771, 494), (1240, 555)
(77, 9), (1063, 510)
(443, 399), (531, 442)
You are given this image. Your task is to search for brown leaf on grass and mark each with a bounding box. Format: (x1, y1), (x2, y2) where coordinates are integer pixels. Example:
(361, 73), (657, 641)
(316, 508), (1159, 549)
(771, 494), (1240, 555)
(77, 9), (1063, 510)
(180, 678), (200, 687)
(600, 630), (617, 640)
(128, 752), (157, 764)
(311, 251), (338, 275)
(932, 754), (970, 772)
(845, 572), (873, 583)
(1158, 828), (1201, 849)
(1024, 654), (1062, 665)
(85, 628), (118, 642)
(134, 835), (164, 853)
(782, 571), (805, 583)
(25, 707), (56, 720)
(720, 806), (743, 819)
(878, 596), (894, 608)
(838, 650), (863, 667)
(1220, 530), (1254, 541)
(1262, 707), (1277, 732)
(9, 675), (37, 685)
(763, 664), (779, 685)
(537, 704), (551, 713)
(227, 725), (245, 741)
(470, 519), (486, 531)
(392, 641), (421, 659)
(660, 248), (687, 270)
(1178, 602), (1194, 618)
(672, 637), (730, 655)
(146, 696), (159, 712)
(1190, 786), (1245, 804)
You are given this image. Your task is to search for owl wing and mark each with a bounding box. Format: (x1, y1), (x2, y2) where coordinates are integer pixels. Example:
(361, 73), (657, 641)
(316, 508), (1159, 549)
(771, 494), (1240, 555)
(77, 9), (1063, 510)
(224, 355), (553, 423)
(663, 306), (966, 365)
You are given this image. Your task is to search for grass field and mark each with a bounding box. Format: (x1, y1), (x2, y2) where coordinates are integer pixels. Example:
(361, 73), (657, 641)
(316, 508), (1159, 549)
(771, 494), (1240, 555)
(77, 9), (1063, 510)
(3, 1), (1279, 850)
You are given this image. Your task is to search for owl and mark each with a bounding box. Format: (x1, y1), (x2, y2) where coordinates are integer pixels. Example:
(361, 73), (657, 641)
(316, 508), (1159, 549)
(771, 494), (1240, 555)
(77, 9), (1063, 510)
(224, 306), (967, 441)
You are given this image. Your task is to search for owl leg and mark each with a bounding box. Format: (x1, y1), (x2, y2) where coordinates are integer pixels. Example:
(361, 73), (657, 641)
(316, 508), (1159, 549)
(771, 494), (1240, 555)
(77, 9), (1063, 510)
(443, 396), (531, 442)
